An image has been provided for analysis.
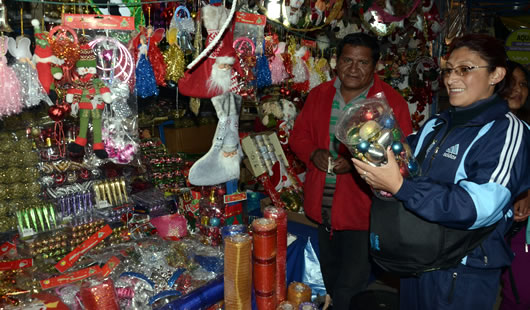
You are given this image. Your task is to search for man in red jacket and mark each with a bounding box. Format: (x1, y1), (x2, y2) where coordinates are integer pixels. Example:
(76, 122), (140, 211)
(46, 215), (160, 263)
(290, 33), (412, 310)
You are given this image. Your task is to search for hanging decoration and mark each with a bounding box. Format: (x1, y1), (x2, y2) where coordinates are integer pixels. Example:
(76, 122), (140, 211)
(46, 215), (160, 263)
(0, 0), (13, 33)
(89, 0), (145, 30)
(0, 35), (22, 117)
(7, 35), (53, 107)
(258, 0), (344, 32)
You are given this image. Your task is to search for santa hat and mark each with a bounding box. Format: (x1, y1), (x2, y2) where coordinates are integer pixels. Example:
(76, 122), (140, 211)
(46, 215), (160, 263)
(76, 43), (97, 68)
(31, 19), (53, 58)
(178, 2), (242, 99)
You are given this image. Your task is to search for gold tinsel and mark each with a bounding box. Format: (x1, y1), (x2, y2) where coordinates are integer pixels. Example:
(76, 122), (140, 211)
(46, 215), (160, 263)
(164, 44), (185, 83)
(189, 17), (203, 116)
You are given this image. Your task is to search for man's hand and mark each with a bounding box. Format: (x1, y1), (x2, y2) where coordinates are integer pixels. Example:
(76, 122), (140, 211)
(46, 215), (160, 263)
(514, 190), (530, 222)
(333, 155), (353, 174)
(310, 149), (332, 172)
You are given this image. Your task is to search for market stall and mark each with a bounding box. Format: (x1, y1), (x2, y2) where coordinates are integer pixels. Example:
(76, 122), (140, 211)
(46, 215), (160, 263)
(0, 0), (527, 309)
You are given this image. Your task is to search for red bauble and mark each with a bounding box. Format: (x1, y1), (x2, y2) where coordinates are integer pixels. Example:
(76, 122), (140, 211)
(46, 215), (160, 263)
(59, 103), (72, 116)
(48, 105), (65, 122)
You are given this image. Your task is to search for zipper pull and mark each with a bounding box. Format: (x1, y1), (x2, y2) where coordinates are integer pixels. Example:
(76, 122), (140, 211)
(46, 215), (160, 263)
(448, 272), (458, 303)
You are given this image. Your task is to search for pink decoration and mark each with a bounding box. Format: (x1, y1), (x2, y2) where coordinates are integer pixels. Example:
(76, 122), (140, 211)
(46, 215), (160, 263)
(0, 36), (22, 117)
(270, 42), (289, 85)
(150, 214), (188, 240)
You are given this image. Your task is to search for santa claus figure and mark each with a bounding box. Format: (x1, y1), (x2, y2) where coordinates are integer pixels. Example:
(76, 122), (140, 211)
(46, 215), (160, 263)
(31, 19), (63, 94)
(179, 3), (244, 186)
(66, 43), (112, 159)
(178, 4), (242, 98)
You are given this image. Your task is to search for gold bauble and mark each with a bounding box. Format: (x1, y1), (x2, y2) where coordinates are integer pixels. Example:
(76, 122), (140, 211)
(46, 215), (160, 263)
(359, 120), (382, 141)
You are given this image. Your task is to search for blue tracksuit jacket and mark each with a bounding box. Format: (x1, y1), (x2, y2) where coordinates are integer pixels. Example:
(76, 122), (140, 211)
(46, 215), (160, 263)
(395, 94), (530, 270)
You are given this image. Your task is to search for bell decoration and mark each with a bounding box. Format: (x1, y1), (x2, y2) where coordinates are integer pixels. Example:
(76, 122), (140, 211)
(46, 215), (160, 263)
(0, 0), (13, 33)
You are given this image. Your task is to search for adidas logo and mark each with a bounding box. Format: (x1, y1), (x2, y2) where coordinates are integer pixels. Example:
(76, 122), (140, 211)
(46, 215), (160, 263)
(443, 144), (459, 160)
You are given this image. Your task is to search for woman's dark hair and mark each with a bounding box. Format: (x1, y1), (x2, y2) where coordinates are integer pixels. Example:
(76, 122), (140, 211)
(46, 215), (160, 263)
(448, 34), (511, 97)
(337, 33), (380, 64)
(506, 60), (530, 122)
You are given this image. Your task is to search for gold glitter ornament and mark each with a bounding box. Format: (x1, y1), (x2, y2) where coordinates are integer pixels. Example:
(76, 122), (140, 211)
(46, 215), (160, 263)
(0, 139), (11, 152)
(359, 120), (382, 141)
(6, 167), (22, 183)
(23, 152), (40, 166)
(10, 183), (24, 199)
(26, 183), (41, 197)
(31, 127), (41, 137)
(0, 153), (7, 168)
(164, 44), (186, 82)
(24, 167), (39, 180)
(17, 138), (33, 151)
(8, 153), (24, 167)
(0, 204), (7, 216)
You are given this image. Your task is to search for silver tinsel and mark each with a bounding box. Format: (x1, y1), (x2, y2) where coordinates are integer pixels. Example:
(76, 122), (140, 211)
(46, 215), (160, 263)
(109, 79), (133, 118)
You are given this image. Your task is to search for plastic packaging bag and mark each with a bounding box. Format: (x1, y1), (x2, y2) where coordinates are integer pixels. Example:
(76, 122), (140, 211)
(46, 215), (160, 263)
(335, 95), (420, 199)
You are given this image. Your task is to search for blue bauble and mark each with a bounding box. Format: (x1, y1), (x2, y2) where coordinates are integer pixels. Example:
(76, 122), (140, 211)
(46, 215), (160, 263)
(357, 140), (370, 153)
(408, 160), (419, 176)
(391, 141), (403, 154)
(382, 116), (395, 129)
(210, 217), (221, 227)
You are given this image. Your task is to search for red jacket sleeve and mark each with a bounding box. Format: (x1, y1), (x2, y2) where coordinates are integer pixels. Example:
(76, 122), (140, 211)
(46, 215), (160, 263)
(290, 88), (320, 165)
(379, 80), (413, 136)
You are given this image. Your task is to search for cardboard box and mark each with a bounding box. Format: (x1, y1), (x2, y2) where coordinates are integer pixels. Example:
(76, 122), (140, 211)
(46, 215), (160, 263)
(159, 124), (217, 154)
(260, 197), (317, 228)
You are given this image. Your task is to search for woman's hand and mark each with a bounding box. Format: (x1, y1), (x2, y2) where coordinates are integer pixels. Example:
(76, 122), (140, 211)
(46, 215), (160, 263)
(352, 147), (404, 195)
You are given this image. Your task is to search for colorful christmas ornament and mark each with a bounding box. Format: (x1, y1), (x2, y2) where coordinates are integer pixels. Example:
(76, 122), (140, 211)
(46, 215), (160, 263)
(66, 42), (112, 159)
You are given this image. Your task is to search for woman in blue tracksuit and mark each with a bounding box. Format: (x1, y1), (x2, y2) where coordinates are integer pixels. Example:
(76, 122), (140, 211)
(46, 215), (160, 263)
(353, 34), (530, 309)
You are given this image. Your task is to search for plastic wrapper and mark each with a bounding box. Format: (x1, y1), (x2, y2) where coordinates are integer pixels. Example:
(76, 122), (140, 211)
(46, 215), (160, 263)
(59, 16), (140, 167)
(79, 278), (119, 310)
(335, 95), (420, 200)
(132, 187), (174, 216)
(150, 213), (188, 240)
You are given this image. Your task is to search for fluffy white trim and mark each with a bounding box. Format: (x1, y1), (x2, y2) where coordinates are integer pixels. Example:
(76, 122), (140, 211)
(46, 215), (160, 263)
(316, 35), (330, 51)
(31, 19), (40, 28)
(33, 54), (65, 65)
(216, 56), (235, 65)
(295, 46), (307, 57)
(202, 5), (228, 31)
(187, 1), (237, 70)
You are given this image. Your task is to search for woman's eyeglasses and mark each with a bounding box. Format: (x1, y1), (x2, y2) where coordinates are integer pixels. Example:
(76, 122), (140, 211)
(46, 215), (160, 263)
(440, 65), (491, 78)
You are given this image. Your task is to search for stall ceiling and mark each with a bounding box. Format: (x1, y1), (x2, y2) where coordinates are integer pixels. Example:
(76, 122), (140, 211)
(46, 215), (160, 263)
(467, 0), (530, 17)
